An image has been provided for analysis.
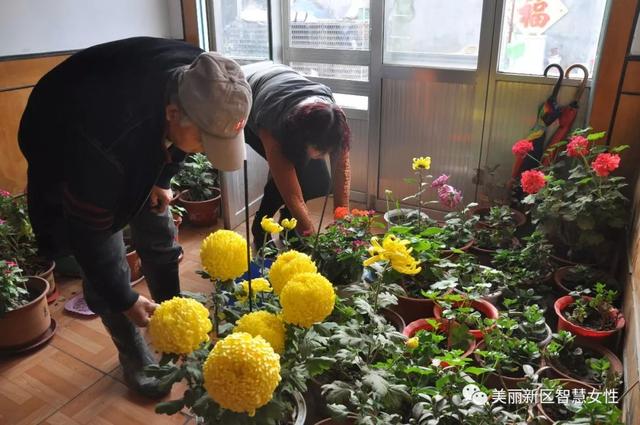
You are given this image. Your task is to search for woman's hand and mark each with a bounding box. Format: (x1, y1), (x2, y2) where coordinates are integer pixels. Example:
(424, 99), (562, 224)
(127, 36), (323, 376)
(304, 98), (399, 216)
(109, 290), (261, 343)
(149, 185), (173, 213)
(124, 295), (158, 327)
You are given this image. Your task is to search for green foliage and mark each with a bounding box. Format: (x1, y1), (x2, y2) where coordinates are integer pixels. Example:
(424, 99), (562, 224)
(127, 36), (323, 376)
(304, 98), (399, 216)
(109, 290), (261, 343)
(522, 129), (629, 262)
(492, 231), (553, 286)
(0, 260), (30, 317)
(511, 305), (549, 344)
(565, 283), (619, 331)
(431, 253), (507, 299)
(436, 202), (479, 249)
(474, 205), (517, 250)
(171, 153), (219, 201)
(0, 192), (41, 274)
(561, 265), (619, 297)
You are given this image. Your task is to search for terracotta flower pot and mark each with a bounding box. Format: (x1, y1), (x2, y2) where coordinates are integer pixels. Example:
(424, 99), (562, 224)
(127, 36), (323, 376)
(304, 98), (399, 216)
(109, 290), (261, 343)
(472, 206), (527, 228)
(554, 295), (625, 344)
(474, 341), (542, 390)
(537, 379), (596, 423)
(433, 298), (499, 340)
(0, 276), (53, 352)
(179, 188), (221, 226)
(403, 318), (476, 365)
(36, 259), (58, 303)
(125, 248), (144, 285)
(391, 295), (435, 325)
(553, 266), (618, 297)
(382, 308), (406, 332)
(542, 339), (623, 388)
(383, 208), (430, 228)
(172, 213), (182, 242)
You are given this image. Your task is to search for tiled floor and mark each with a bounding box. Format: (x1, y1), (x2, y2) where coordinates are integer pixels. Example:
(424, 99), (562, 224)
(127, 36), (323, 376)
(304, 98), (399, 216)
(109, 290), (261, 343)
(0, 198), (343, 425)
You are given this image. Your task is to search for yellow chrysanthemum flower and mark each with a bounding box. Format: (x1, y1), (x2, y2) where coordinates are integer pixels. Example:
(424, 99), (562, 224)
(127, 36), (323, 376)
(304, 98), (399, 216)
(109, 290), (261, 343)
(261, 216), (283, 234)
(268, 250), (317, 295)
(200, 230), (249, 281)
(405, 337), (419, 350)
(233, 311), (286, 353)
(148, 297), (212, 354)
(280, 272), (335, 328)
(412, 156), (431, 170)
(363, 234), (422, 275)
(203, 332), (281, 416)
(281, 217), (297, 230)
(237, 278), (272, 303)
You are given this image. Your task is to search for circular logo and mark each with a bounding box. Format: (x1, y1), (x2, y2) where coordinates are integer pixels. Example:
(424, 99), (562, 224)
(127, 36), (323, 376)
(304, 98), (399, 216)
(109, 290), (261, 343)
(462, 384), (488, 406)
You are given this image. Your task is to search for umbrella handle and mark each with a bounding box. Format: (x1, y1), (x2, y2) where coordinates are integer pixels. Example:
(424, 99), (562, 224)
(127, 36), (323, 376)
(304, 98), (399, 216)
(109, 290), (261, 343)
(544, 64), (564, 99)
(565, 64), (589, 103)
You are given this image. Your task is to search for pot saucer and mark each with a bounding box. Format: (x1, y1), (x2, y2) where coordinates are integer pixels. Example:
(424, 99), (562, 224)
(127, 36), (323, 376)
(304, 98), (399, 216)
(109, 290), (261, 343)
(0, 319), (57, 355)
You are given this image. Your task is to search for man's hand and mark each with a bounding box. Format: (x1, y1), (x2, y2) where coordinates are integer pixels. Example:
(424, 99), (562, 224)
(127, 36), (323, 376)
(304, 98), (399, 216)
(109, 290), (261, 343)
(149, 185), (173, 214)
(124, 295), (158, 327)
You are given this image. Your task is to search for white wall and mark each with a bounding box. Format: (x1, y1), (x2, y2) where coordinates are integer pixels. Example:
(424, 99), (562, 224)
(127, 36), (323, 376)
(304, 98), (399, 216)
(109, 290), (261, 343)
(0, 0), (184, 57)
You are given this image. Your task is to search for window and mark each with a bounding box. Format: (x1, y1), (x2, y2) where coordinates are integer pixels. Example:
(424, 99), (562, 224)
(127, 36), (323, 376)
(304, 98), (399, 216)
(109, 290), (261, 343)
(289, 0), (370, 50)
(383, 0), (484, 70)
(498, 0), (608, 77)
(333, 93), (368, 110)
(215, 0), (270, 62)
(289, 62), (369, 81)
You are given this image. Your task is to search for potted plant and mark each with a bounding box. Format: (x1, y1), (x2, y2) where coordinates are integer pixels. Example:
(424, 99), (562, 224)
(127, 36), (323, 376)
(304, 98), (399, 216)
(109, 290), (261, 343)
(542, 330), (623, 389)
(432, 292), (500, 340)
(521, 130), (629, 265)
(0, 260), (53, 352)
(509, 305), (552, 348)
(471, 205), (519, 264)
(173, 153), (221, 226)
(474, 317), (543, 389)
(431, 253), (506, 305)
(492, 231), (554, 288)
(0, 191), (57, 302)
(553, 265), (619, 299)
(436, 202), (479, 254)
(169, 204), (186, 242)
(304, 209), (379, 286)
(554, 283), (625, 343)
(146, 229), (337, 424)
(402, 318), (476, 364)
(472, 204), (526, 228)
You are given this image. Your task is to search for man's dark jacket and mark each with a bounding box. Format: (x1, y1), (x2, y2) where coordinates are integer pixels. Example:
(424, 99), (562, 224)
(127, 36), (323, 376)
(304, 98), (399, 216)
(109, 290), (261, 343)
(19, 37), (202, 311)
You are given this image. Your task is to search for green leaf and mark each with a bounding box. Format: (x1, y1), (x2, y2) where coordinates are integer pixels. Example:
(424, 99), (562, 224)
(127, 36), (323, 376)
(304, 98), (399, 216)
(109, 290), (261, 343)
(611, 145), (629, 153)
(327, 403), (351, 420)
(465, 366), (491, 376)
(363, 370), (390, 397)
(307, 356), (336, 376)
(403, 177), (417, 185)
(587, 131), (606, 141)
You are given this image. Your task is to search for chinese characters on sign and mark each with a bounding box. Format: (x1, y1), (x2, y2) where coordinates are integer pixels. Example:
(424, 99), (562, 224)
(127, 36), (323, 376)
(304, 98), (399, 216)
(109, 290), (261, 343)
(515, 0), (568, 35)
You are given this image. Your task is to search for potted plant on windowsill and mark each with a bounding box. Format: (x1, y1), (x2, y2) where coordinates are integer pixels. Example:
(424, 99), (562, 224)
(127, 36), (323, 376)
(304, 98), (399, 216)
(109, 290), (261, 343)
(173, 153), (221, 226)
(492, 231), (554, 289)
(472, 204), (527, 228)
(521, 130), (629, 266)
(553, 265), (620, 301)
(436, 202), (479, 256)
(509, 305), (552, 348)
(542, 330), (622, 389)
(402, 318), (476, 365)
(0, 260), (53, 352)
(554, 283), (625, 344)
(432, 292), (499, 340)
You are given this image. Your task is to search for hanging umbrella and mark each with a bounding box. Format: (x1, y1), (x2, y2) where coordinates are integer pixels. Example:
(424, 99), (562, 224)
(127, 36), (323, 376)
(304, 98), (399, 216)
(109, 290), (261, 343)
(510, 64), (565, 187)
(542, 64), (589, 165)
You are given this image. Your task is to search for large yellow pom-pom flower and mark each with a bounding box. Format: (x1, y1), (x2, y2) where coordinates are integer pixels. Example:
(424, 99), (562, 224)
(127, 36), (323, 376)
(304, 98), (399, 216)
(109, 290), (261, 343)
(363, 234), (422, 275)
(237, 278), (272, 303)
(268, 250), (317, 295)
(280, 272), (335, 328)
(412, 156), (431, 170)
(203, 332), (281, 416)
(261, 216), (283, 234)
(200, 230), (249, 281)
(148, 297), (212, 354)
(233, 311), (286, 353)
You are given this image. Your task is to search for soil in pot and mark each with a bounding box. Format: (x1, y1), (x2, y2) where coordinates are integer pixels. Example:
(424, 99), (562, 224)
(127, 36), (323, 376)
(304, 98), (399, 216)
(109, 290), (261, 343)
(179, 188), (221, 227)
(392, 294), (435, 325)
(433, 299), (499, 340)
(537, 379), (596, 423)
(553, 266), (619, 299)
(0, 276), (53, 351)
(383, 208), (434, 228)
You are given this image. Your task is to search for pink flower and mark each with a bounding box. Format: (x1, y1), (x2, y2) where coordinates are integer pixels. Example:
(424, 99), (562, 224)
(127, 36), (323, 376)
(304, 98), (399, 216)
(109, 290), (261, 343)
(0, 218), (5, 225)
(0, 190), (10, 198)
(591, 153), (620, 177)
(431, 174), (450, 188)
(521, 170), (546, 194)
(512, 139), (534, 159)
(437, 185), (462, 209)
(353, 240), (367, 248)
(566, 136), (589, 157)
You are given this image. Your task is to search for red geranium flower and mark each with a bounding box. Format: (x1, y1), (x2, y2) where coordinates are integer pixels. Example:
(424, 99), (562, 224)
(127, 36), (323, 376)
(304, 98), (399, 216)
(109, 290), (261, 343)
(512, 139), (534, 159)
(351, 209), (371, 217)
(0, 190), (10, 198)
(521, 170), (546, 194)
(566, 136), (589, 157)
(591, 153), (620, 177)
(334, 206), (349, 220)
